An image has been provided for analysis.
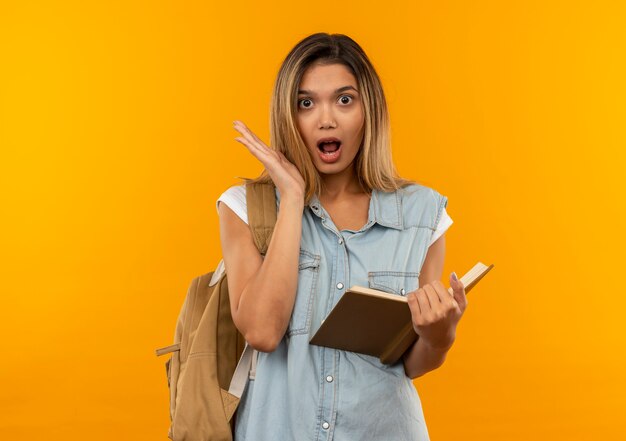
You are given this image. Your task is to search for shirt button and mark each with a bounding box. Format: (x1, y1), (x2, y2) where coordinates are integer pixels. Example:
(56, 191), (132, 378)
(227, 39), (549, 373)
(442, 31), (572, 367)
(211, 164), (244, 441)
(336, 282), (344, 290)
(338, 237), (343, 244)
(322, 422), (330, 430)
(326, 375), (333, 383)
(400, 288), (406, 295)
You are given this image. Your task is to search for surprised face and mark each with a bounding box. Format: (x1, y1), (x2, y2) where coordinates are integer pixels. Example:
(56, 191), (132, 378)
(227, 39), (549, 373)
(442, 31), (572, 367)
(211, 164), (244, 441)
(295, 63), (365, 177)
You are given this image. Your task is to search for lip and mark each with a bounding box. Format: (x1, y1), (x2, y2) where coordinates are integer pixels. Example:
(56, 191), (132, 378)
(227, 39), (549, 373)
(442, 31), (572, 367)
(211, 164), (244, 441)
(316, 136), (342, 147)
(317, 143), (342, 164)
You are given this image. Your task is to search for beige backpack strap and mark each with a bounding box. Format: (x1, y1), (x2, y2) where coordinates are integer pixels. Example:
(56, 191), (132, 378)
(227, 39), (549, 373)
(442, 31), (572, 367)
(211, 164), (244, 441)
(155, 343), (180, 356)
(228, 343), (255, 399)
(249, 348), (258, 380)
(245, 182), (277, 256)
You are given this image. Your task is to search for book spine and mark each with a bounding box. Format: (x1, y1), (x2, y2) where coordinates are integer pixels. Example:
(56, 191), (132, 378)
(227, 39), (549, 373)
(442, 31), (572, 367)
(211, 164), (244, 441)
(379, 322), (418, 365)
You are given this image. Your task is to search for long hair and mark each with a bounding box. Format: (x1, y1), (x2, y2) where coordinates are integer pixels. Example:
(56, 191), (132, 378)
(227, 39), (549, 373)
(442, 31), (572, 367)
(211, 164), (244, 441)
(244, 32), (415, 204)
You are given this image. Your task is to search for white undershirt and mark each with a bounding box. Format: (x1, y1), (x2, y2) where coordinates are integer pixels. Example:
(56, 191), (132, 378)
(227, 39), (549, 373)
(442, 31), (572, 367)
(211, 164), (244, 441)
(216, 185), (453, 246)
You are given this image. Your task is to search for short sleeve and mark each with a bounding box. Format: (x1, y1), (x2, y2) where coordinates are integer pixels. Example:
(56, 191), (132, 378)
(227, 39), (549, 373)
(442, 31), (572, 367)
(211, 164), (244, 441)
(216, 184), (249, 225)
(429, 207), (453, 246)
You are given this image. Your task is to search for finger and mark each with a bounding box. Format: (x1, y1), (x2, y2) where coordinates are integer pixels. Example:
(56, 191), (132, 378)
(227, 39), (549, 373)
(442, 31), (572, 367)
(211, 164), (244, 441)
(233, 122), (267, 154)
(233, 125), (274, 161)
(242, 123), (268, 147)
(423, 284), (444, 318)
(414, 289), (431, 314)
(276, 150), (290, 163)
(276, 150), (291, 163)
(449, 272), (468, 310)
(431, 280), (456, 312)
(447, 272), (464, 295)
(234, 137), (271, 162)
(407, 291), (422, 321)
(234, 121), (272, 153)
(422, 284), (440, 307)
(431, 280), (450, 302)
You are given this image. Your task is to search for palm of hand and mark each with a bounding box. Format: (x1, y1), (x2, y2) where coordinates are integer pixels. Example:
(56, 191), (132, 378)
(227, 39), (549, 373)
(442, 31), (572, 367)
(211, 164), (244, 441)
(233, 120), (305, 198)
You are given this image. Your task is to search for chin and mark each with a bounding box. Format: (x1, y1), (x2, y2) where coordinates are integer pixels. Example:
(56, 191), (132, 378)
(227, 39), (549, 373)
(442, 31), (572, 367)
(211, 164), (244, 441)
(316, 161), (355, 175)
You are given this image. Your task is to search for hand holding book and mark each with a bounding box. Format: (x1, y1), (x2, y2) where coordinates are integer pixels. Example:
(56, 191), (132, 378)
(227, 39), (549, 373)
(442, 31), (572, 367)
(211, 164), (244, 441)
(309, 262), (494, 364)
(406, 272), (467, 351)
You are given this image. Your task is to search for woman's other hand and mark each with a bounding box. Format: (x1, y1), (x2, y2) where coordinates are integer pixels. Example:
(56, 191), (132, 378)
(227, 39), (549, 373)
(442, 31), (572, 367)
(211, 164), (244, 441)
(233, 120), (305, 200)
(406, 272), (467, 350)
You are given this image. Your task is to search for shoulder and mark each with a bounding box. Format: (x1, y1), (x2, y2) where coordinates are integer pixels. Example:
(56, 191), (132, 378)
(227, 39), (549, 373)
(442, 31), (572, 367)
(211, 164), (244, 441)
(397, 183), (448, 230)
(216, 184), (248, 225)
(398, 182), (446, 201)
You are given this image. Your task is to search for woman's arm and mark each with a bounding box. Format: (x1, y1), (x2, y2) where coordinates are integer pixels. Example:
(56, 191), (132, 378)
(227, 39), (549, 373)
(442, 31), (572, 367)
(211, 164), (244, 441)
(402, 234), (453, 378)
(218, 194), (304, 352)
(221, 120), (307, 353)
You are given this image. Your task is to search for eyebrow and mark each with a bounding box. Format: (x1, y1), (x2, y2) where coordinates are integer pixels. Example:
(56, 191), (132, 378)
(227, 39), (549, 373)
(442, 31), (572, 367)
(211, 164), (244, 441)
(297, 85), (359, 96)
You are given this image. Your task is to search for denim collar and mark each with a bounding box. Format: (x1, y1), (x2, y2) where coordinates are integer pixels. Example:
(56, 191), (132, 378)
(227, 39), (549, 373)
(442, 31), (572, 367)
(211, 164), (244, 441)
(299, 188), (404, 231)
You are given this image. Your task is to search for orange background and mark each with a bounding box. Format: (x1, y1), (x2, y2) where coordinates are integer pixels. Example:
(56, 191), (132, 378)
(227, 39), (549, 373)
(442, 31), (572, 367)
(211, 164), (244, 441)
(1, 1), (625, 439)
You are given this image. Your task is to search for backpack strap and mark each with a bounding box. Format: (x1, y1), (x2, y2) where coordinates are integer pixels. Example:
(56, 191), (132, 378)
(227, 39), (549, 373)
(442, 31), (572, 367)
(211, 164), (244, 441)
(245, 182), (277, 256)
(228, 343), (255, 399)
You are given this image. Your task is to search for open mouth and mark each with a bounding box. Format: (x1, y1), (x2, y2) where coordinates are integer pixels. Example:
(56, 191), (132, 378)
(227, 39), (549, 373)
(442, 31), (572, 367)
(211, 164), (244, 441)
(316, 139), (342, 163)
(317, 140), (342, 153)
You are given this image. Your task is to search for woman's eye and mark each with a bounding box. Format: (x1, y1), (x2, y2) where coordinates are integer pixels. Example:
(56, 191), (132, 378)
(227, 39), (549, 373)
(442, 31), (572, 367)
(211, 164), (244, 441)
(299, 98), (313, 109)
(339, 95), (353, 105)
(298, 95), (353, 109)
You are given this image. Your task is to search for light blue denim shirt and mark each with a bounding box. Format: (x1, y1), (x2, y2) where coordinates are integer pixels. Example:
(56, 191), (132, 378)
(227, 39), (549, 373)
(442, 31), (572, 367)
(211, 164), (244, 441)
(235, 183), (448, 441)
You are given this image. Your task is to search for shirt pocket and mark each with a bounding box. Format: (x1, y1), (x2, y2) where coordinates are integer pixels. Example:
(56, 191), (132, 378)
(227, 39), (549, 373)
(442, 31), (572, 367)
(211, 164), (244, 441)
(368, 271), (420, 297)
(288, 249), (321, 336)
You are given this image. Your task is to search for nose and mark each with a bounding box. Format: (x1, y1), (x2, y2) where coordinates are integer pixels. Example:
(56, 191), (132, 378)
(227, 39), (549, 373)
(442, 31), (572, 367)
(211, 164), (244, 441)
(318, 103), (337, 129)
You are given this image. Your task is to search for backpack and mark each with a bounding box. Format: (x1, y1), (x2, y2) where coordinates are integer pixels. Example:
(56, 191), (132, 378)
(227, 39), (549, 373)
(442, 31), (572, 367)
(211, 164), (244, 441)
(155, 182), (278, 441)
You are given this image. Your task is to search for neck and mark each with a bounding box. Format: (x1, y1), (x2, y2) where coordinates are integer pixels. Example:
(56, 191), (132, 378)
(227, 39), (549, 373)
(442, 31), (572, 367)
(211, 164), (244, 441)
(319, 165), (367, 200)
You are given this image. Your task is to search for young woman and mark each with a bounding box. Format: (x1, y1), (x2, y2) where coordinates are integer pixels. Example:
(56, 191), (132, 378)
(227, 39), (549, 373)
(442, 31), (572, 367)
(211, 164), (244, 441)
(217, 33), (467, 441)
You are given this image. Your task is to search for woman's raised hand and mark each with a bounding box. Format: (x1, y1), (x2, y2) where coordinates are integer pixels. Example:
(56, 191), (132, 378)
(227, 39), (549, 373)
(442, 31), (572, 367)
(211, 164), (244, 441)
(233, 120), (305, 201)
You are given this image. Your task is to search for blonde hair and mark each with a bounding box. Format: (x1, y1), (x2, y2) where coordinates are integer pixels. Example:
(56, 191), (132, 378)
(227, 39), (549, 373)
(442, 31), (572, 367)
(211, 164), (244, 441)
(244, 32), (415, 204)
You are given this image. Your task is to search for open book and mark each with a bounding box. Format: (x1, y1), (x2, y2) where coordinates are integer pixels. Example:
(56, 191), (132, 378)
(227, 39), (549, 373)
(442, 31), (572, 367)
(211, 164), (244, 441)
(309, 262), (494, 365)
